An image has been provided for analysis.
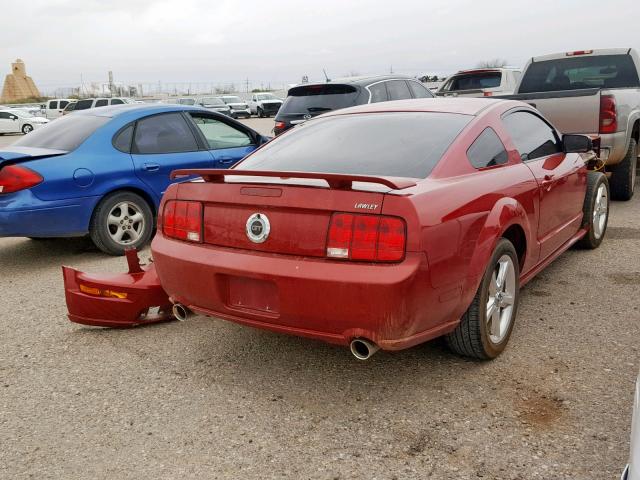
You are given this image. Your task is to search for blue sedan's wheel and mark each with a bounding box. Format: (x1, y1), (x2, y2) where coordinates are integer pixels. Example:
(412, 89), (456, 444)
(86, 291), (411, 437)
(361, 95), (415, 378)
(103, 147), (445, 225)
(89, 191), (153, 256)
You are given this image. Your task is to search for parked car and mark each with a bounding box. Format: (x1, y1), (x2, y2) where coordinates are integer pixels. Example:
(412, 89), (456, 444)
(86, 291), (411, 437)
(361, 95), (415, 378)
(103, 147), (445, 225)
(74, 97), (135, 111)
(62, 101), (77, 115)
(195, 97), (232, 116)
(43, 98), (74, 119)
(502, 48), (640, 200)
(623, 373), (640, 479)
(274, 75), (434, 135)
(0, 104), (269, 254)
(248, 92), (282, 118)
(436, 67), (521, 97)
(220, 95), (251, 119)
(63, 98), (609, 362)
(0, 109), (49, 134)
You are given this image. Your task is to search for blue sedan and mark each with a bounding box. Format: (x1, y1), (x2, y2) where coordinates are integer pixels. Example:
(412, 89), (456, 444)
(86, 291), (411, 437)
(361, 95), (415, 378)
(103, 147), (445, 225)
(0, 104), (268, 254)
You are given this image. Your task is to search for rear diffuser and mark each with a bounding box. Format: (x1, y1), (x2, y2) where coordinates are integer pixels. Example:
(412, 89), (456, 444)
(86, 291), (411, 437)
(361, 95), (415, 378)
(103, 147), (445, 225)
(62, 249), (174, 328)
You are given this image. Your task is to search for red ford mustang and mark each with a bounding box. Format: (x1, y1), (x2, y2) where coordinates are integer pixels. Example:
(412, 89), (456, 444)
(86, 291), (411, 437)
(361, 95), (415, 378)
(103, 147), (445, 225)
(63, 98), (609, 360)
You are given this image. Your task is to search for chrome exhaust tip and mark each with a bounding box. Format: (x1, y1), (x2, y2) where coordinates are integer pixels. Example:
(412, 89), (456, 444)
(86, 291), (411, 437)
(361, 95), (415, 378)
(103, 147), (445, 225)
(350, 338), (380, 360)
(172, 303), (191, 321)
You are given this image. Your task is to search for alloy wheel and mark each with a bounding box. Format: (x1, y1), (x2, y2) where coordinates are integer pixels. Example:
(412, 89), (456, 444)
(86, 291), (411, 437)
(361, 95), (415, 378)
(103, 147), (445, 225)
(592, 183), (608, 239)
(106, 201), (145, 246)
(486, 254), (516, 344)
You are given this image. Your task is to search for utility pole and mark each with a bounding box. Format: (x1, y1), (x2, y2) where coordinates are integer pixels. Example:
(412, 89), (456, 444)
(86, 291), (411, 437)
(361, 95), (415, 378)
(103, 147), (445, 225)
(245, 77), (250, 93)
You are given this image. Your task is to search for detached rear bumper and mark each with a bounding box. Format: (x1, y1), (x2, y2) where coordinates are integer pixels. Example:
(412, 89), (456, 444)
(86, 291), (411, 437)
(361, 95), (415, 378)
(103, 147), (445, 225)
(151, 234), (454, 351)
(62, 250), (174, 327)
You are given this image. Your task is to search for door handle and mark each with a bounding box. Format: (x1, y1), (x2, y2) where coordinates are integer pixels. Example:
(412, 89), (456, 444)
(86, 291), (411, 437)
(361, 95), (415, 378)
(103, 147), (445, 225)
(218, 156), (236, 164)
(142, 162), (160, 172)
(541, 174), (555, 191)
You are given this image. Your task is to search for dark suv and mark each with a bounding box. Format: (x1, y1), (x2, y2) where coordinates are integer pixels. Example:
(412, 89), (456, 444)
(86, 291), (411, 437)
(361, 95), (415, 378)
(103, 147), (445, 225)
(274, 75), (433, 135)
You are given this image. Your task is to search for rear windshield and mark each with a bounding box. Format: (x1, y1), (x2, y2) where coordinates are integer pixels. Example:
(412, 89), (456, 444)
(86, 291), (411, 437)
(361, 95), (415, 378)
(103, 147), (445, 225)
(518, 54), (640, 93)
(13, 114), (109, 151)
(236, 112), (471, 179)
(442, 72), (502, 91)
(279, 84), (360, 115)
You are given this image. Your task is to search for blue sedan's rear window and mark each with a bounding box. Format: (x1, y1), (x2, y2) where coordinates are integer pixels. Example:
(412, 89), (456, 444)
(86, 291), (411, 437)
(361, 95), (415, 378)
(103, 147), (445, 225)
(237, 112), (472, 178)
(14, 114), (110, 151)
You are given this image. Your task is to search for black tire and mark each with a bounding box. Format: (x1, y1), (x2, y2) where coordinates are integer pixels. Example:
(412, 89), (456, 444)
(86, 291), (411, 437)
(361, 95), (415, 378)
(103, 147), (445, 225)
(576, 172), (609, 249)
(446, 239), (520, 360)
(609, 138), (637, 201)
(22, 124), (33, 134)
(257, 108), (264, 118)
(89, 191), (153, 256)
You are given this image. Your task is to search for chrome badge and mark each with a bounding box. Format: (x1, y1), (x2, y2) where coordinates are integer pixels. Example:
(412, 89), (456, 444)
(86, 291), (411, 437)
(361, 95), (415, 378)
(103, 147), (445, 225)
(246, 213), (270, 243)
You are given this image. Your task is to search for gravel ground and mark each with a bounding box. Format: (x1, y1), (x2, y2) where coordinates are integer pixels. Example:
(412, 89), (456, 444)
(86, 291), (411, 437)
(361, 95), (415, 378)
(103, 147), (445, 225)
(0, 123), (639, 479)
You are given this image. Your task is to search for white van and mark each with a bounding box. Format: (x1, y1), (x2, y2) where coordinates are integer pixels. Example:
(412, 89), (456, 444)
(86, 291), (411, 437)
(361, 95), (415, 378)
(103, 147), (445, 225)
(43, 98), (74, 119)
(73, 97), (134, 111)
(436, 68), (522, 97)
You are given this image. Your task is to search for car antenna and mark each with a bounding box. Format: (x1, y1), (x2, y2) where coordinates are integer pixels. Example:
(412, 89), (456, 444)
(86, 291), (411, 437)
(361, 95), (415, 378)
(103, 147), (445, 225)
(323, 68), (331, 83)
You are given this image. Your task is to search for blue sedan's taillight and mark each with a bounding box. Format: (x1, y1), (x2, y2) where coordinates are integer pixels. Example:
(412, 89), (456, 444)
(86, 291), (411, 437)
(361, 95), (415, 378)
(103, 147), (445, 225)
(0, 165), (43, 194)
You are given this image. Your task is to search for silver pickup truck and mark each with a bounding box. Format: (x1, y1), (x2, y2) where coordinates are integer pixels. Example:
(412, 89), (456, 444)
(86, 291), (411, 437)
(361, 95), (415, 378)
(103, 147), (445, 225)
(504, 48), (640, 200)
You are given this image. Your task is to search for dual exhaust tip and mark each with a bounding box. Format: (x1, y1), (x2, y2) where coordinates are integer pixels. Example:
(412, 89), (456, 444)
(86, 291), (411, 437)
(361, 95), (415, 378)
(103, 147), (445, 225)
(172, 304), (379, 360)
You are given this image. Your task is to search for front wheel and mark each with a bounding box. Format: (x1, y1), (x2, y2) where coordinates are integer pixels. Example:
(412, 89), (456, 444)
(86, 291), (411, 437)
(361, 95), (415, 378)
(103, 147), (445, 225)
(446, 239), (520, 360)
(89, 191), (153, 255)
(576, 172), (609, 249)
(22, 124), (33, 134)
(257, 108), (264, 118)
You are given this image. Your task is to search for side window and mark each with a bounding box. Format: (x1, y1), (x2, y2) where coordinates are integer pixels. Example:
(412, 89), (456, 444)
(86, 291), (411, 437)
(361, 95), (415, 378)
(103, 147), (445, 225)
(59, 101), (69, 109)
(407, 81), (432, 98)
(49, 101), (58, 109)
(386, 80), (412, 100)
(0, 112), (11, 119)
(113, 124), (134, 152)
(467, 128), (509, 169)
(95, 99), (108, 107)
(189, 114), (253, 150)
(502, 111), (560, 161)
(75, 99), (94, 110)
(133, 113), (199, 154)
(111, 99), (125, 105)
(368, 83), (388, 103)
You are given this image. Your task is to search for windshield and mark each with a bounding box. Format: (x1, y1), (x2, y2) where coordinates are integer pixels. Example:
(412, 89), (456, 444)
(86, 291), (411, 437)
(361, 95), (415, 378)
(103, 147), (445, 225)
(237, 112), (471, 178)
(442, 72), (502, 91)
(518, 54), (640, 93)
(222, 96), (242, 104)
(13, 114), (109, 151)
(279, 84), (359, 115)
(201, 97), (225, 106)
(257, 94), (277, 101)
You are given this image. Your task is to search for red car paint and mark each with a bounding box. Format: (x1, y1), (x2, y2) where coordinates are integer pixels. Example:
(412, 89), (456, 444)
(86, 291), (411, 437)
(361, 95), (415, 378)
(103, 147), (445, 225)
(64, 98), (591, 352)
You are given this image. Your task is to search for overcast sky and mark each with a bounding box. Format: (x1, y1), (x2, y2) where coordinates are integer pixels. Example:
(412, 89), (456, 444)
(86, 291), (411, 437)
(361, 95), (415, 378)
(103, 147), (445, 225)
(1, 0), (639, 90)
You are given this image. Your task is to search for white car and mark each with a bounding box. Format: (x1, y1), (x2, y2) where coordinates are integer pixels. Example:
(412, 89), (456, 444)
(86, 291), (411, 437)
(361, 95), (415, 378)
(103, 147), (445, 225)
(0, 109), (49, 134)
(43, 98), (74, 119)
(248, 92), (283, 117)
(436, 67), (522, 98)
(623, 373), (640, 479)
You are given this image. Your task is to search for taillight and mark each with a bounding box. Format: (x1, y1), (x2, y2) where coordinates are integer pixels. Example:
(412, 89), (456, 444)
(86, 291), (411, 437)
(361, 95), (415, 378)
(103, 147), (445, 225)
(566, 50), (593, 56)
(274, 121), (286, 134)
(483, 91), (493, 97)
(326, 213), (406, 262)
(162, 200), (202, 242)
(0, 165), (43, 194)
(599, 95), (617, 134)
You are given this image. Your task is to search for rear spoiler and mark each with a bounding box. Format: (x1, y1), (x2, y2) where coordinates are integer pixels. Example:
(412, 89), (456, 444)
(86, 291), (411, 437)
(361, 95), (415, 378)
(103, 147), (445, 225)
(170, 169), (417, 190)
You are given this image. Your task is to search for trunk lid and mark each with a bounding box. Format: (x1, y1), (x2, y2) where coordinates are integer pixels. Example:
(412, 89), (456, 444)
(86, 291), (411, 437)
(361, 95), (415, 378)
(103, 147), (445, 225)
(0, 147), (67, 169)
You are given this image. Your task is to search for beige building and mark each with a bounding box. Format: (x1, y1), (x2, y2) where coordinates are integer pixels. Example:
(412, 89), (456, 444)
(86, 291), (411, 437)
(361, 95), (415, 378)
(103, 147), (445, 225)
(1, 59), (41, 103)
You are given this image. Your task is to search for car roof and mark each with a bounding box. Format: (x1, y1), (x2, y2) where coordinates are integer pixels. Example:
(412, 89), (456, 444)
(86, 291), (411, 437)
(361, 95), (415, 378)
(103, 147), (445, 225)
(70, 103), (208, 118)
(294, 74), (419, 89)
(321, 98), (509, 117)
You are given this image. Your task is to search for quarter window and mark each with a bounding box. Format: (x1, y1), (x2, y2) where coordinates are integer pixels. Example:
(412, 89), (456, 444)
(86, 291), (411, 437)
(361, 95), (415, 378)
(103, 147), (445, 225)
(368, 83), (388, 103)
(408, 81), (432, 98)
(502, 111), (560, 161)
(386, 80), (412, 100)
(467, 128), (508, 169)
(113, 124), (134, 152)
(189, 114), (252, 150)
(133, 113), (199, 154)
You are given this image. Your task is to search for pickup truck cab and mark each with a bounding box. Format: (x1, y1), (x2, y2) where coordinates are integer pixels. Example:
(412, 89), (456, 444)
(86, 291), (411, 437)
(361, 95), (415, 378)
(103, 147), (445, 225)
(43, 98), (73, 119)
(436, 67), (521, 98)
(505, 48), (640, 200)
(248, 93), (283, 118)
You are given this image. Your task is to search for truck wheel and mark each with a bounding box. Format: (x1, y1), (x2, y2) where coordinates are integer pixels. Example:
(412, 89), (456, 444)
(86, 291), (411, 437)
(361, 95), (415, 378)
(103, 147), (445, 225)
(609, 138), (637, 201)
(257, 107), (264, 118)
(89, 191), (153, 256)
(446, 239), (520, 360)
(576, 172), (609, 249)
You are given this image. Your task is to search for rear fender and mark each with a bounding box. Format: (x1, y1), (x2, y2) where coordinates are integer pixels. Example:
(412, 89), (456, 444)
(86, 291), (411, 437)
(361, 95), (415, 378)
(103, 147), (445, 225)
(62, 249), (174, 328)
(462, 197), (533, 299)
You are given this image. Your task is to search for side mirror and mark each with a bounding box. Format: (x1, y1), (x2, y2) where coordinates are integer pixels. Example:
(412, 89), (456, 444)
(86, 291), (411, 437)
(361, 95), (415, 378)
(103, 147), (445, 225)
(258, 135), (272, 145)
(563, 134), (592, 153)
(10, 116), (17, 121)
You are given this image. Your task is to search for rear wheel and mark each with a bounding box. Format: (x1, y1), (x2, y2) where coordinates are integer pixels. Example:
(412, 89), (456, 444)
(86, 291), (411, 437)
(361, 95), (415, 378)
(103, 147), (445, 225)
(576, 172), (609, 249)
(22, 124), (33, 134)
(609, 138), (637, 200)
(89, 191), (153, 256)
(446, 239), (520, 360)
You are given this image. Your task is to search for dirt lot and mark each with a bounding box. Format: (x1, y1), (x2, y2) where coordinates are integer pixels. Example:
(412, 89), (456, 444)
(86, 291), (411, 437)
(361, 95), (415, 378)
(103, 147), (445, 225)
(1, 121), (639, 479)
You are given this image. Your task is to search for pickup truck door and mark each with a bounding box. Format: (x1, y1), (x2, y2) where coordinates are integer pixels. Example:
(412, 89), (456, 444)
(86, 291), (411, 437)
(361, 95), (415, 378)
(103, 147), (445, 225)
(503, 110), (586, 260)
